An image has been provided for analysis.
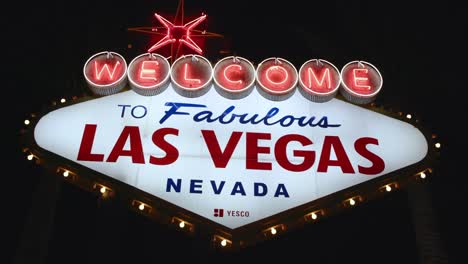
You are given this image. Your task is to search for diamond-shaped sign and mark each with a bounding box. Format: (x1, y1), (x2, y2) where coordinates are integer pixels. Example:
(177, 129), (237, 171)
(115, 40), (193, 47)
(30, 83), (432, 235)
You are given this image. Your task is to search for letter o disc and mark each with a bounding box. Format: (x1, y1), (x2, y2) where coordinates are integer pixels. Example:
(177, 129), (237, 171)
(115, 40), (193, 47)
(256, 57), (298, 101)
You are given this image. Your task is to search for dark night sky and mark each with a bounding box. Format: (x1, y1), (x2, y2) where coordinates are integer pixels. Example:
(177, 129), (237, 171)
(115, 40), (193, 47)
(6, 1), (466, 263)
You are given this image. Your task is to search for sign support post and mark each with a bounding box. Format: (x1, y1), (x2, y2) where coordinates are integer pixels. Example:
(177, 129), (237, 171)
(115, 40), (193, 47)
(13, 169), (62, 264)
(407, 182), (448, 263)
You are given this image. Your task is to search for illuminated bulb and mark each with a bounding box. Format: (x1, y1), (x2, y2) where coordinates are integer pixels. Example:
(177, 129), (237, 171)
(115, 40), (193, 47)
(63, 171), (69, 177)
(311, 212), (318, 220)
(100, 187), (106, 194)
(27, 154), (34, 160)
(270, 227), (277, 235)
(220, 239), (227, 247)
(349, 199), (356, 206)
(385, 185), (392, 192)
(24, 119), (30, 125)
(406, 114), (412, 119)
(138, 204), (145, 211)
(60, 98), (66, 103)
(179, 221), (185, 228)
(420, 172), (426, 179)
(435, 143), (441, 149)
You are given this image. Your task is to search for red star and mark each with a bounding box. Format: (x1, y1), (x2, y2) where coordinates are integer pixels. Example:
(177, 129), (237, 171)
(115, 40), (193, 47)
(127, 0), (223, 62)
(148, 13), (206, 54)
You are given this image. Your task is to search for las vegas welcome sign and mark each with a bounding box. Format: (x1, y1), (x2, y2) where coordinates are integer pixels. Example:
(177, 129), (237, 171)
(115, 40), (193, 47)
(28, 51), (434, 246)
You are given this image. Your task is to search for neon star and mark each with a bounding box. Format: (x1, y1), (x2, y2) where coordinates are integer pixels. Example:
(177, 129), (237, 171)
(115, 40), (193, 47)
(148, 13), (206, 54)
(128, 0), (223, 62)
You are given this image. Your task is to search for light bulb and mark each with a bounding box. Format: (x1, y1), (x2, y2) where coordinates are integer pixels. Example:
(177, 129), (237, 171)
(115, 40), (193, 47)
(271, 227), (277, 235)
(311, 212), (317, 220)
(221, 239), (227, 247)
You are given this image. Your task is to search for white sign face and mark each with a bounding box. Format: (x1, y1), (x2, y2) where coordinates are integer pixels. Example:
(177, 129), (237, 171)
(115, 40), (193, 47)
(34, 85), (428, 229)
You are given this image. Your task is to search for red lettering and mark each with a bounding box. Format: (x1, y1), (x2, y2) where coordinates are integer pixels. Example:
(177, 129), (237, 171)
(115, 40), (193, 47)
(77, 126), (383, 175)
(106, 126), (145, 163)
(318, 136), (355, 173)
(307, 67), (331, 90)
(355, 137), (385, 175)
(275, 134), (315, 172)
(266, 65), (288, 85)
(223, 64), (243, 85)
(183, 63), (201, 84)
(246, 132), (272, 170)
(202, 130), (242, 168)
(94, 61), (121, 81)
(77, 124), (105, 161)
(140, 60), (159, 81)
(352, 68), (371, 90)
(149, 128), (180, 165)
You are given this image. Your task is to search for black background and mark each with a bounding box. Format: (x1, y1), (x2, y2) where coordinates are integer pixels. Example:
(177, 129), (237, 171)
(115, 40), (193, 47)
(7, 0), (466, 263)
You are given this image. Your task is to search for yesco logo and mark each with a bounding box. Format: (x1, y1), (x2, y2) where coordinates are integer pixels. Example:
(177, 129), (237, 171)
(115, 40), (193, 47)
(214, 209), (250, 218)
(83, 52), (383, 104)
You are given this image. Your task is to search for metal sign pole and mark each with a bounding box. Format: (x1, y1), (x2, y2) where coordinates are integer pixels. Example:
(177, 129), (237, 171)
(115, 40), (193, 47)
(407, 181), (448, 264)
(13, 169), (62, 264)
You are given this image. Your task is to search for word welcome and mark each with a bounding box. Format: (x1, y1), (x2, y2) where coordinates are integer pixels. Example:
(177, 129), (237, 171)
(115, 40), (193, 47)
(83, 52), (383, 103)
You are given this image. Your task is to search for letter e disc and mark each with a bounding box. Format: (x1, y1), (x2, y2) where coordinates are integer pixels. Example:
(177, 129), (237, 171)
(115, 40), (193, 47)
(340, 61), (383, 104)
(128, 53), (171, 96)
